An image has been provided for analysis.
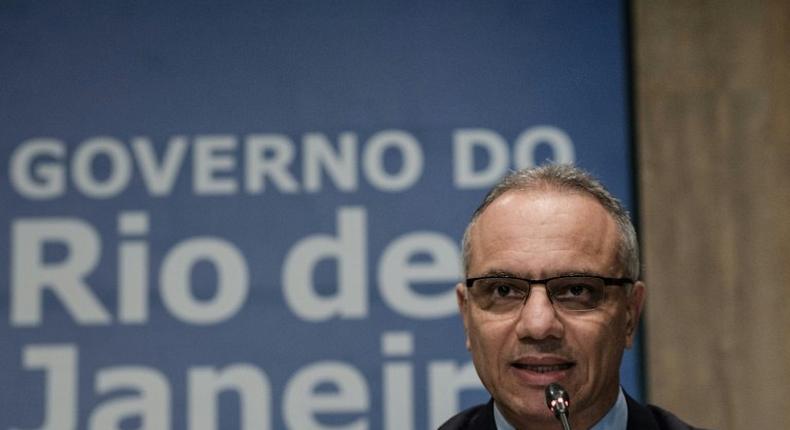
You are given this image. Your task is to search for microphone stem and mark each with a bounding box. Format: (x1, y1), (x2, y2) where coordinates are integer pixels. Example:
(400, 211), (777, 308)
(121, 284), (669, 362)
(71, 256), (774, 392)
(557, 412), (572, 430)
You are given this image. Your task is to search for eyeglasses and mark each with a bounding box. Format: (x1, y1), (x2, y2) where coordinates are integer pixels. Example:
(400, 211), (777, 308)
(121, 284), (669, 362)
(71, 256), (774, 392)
(464, 274), (633, 315)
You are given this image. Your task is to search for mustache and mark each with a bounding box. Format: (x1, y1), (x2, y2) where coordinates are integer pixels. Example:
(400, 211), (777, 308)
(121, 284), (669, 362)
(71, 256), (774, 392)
(515, 338), (572, 355)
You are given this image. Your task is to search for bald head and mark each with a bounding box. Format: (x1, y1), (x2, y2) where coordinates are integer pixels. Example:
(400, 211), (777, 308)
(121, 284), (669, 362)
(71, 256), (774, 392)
(462, 164), (640, 280)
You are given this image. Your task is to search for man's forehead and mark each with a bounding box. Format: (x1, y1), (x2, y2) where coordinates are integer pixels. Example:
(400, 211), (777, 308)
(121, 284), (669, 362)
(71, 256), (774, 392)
(468, 189), (621, 274)
(476, 189), (614, 229)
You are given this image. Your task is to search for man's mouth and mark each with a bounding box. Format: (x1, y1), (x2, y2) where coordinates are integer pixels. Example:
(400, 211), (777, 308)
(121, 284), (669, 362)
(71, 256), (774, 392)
(512, 362), (575, 373)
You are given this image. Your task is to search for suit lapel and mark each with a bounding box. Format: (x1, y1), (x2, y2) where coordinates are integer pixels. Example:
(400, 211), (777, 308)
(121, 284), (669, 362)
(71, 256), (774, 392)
(471, 399), (497, 429)
(625, 393), (661, 430)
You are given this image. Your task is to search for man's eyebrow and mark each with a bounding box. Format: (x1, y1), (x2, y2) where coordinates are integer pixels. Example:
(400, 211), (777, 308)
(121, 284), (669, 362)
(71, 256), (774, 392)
(472, 269), (524, 278)
(471, 269), (602, 279)
(551, 270), (600, 278)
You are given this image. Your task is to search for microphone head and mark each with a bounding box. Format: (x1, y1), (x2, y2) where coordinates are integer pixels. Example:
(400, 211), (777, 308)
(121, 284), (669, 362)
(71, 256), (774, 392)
(544, 383), (570, 417)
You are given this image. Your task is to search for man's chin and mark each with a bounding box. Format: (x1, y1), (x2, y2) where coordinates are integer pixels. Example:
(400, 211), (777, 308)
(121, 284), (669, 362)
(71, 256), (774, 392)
(495, 388), (556, 426)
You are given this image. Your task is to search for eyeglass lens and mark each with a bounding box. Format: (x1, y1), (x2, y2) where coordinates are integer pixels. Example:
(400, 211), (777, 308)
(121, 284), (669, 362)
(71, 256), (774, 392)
(467, 276), (607, 315)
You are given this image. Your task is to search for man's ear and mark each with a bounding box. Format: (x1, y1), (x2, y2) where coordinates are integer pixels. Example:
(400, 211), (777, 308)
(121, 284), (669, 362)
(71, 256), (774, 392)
(624, 281), (646, 349)
(456, 282), (471, 351)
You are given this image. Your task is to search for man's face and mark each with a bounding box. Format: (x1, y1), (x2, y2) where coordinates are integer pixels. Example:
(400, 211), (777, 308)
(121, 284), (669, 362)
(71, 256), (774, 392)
(457, 190), (644, 429)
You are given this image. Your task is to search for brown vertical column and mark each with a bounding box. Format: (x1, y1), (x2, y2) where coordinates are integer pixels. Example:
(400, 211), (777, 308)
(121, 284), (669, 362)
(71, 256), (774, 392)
(633, 1), (790, 428)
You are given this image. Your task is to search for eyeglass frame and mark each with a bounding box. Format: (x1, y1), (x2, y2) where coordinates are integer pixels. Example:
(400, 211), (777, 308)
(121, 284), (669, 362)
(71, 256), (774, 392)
(464, 274), (635, 312)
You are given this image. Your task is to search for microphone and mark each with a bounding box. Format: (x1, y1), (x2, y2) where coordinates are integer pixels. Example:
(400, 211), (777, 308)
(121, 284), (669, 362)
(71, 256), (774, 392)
(545, 383), (572, 430)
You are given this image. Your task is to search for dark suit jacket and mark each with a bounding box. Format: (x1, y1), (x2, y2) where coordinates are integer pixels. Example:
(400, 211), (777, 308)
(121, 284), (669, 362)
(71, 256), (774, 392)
(437, 394), (706, 430)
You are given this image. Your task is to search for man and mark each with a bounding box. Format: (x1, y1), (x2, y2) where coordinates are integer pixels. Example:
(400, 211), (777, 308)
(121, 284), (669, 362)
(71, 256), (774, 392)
(439, 165), (702, 430)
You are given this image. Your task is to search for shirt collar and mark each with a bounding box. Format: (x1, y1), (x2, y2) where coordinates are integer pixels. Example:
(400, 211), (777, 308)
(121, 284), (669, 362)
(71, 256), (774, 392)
(493, 387), (628, 430)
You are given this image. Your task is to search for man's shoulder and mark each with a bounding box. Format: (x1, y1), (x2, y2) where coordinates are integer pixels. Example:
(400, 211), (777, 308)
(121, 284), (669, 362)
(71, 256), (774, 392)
(626, 394), (710, 430)
(437, 400), (496, 430)
(437, 395), (709, 430)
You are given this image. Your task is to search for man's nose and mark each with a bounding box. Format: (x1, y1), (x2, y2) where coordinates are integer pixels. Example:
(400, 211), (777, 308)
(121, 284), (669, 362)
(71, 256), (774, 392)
(514, 285), (564, 340)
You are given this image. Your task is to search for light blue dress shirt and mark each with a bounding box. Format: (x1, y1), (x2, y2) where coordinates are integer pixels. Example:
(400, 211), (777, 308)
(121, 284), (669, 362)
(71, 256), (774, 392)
(493, 387), (628, 430)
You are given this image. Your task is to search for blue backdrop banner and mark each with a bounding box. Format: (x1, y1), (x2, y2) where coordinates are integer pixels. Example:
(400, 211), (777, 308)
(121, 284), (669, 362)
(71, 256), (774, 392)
(0, 1), (636, 429)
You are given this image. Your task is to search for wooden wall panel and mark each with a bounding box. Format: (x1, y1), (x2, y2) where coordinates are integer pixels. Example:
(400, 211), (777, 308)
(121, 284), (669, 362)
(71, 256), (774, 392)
(633, 1), (790, 428)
